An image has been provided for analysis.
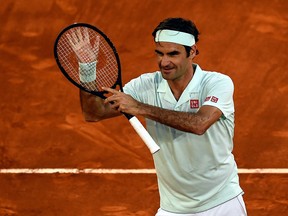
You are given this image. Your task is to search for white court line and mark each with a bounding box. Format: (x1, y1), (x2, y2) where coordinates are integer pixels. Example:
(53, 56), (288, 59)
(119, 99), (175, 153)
(0, 168), (287, 174)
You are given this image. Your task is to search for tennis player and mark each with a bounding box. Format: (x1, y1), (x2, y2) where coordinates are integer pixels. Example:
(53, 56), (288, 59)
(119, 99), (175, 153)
(79, 17), (247, 216)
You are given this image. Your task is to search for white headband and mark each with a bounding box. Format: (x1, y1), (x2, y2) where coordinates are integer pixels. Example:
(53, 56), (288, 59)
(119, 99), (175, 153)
(155, 29), (195, 46)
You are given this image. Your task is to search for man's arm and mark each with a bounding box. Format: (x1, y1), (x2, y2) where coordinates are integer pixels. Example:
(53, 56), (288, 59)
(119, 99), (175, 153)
(103, 87), (222, 135)
(80, 90), (121, 122)
(138, 103), (222, 135)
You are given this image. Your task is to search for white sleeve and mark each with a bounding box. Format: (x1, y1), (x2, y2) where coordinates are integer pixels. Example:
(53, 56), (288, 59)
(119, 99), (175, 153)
(123, 73), (157, 103)
(202, 74), (234, 118)
(123, 78), (142, 101)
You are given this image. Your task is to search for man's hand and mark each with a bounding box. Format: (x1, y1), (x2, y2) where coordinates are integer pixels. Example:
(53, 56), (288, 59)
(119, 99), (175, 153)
(66, 28), (100, 63)
(102, 87), (141, 116)
(67, 28), (101, 83)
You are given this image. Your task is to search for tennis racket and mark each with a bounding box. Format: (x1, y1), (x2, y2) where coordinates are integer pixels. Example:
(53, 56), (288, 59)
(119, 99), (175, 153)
(53, 23), (160, 154)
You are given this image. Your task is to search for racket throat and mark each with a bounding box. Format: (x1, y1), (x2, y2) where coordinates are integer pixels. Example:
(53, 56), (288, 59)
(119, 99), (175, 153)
(123, 112), (133, 120)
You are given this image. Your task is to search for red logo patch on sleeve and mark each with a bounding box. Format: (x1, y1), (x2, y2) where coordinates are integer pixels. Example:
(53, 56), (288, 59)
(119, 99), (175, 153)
(204, 96), (219, 103)
(211, 96), (219, 103)
(190, 99), (199, 108)
(204, 96), (211, 102)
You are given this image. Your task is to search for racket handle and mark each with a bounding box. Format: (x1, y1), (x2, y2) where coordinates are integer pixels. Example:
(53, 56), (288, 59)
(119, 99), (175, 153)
(128, 116), (160, 154)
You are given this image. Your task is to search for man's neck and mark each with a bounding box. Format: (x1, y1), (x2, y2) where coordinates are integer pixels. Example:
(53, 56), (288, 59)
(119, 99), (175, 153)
(168, 66), (195, 101)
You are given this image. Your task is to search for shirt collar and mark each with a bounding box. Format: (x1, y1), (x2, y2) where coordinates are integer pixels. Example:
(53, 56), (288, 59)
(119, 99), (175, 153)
(157, 64), (205, 107)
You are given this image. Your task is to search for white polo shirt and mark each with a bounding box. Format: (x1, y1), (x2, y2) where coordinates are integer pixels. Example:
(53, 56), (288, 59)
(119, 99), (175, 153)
(123, 64), (243, 213)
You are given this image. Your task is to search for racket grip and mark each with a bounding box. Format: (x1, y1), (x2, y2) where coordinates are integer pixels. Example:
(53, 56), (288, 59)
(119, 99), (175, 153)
(128, 116), (160, 154)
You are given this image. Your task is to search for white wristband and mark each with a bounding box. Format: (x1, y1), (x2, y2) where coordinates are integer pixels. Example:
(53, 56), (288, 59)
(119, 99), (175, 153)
(79, 61), (97, 82)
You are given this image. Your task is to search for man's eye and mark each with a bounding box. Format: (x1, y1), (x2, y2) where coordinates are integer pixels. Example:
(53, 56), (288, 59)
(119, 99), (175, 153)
(155, 52), (163, 56)
(168, 51), (180, 56)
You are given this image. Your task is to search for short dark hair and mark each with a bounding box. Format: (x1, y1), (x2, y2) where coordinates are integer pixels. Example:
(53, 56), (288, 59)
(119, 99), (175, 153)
(152, 17), (200, 56)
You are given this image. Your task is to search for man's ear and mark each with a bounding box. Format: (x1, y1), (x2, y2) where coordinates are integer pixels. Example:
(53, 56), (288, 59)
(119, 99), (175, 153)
(190, 45), (197, 59)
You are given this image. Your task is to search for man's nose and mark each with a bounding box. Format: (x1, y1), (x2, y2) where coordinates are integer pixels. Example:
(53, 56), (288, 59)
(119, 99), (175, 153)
(160, 56), (170, 67)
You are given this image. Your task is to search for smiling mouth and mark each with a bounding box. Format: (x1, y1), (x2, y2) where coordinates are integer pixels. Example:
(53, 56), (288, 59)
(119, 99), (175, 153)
(161, 67), (174, 73)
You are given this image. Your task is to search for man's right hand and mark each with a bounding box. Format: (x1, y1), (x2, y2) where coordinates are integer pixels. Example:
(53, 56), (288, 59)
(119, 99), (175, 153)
(66, 28), (100, 63)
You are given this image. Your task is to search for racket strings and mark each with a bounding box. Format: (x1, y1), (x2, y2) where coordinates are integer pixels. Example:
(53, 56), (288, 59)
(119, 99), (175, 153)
(57, 26), (119, 92)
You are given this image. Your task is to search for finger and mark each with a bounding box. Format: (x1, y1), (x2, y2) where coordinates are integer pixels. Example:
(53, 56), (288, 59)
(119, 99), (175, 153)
(66, 33), (75, 47)
(71, 30), (79, 44)
(104, 95), (117, 105)
(77, 28), (83, 42)
(94, 35), (100, 53)
(96, 35), (100, 47)
(102, 87), (119, 94)
(67, 31), (77, 44)
(83, 28), (90, 42)
(110, 102), (120, 110)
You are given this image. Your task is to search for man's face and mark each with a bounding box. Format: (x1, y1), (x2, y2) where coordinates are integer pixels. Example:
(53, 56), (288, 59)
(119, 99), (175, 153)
(154, 42), (193, 82)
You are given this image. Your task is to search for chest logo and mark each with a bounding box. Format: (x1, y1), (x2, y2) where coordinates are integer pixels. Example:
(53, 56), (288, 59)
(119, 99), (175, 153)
(190, 99), (199, 108)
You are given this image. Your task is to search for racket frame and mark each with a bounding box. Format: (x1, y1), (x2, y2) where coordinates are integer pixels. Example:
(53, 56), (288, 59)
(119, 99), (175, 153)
(54, 23), (160, 154)
(54, 23), (123, 100)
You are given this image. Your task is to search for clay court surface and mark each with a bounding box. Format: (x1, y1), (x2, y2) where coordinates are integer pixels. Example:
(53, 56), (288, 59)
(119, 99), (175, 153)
(0, 0), (287, 215)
